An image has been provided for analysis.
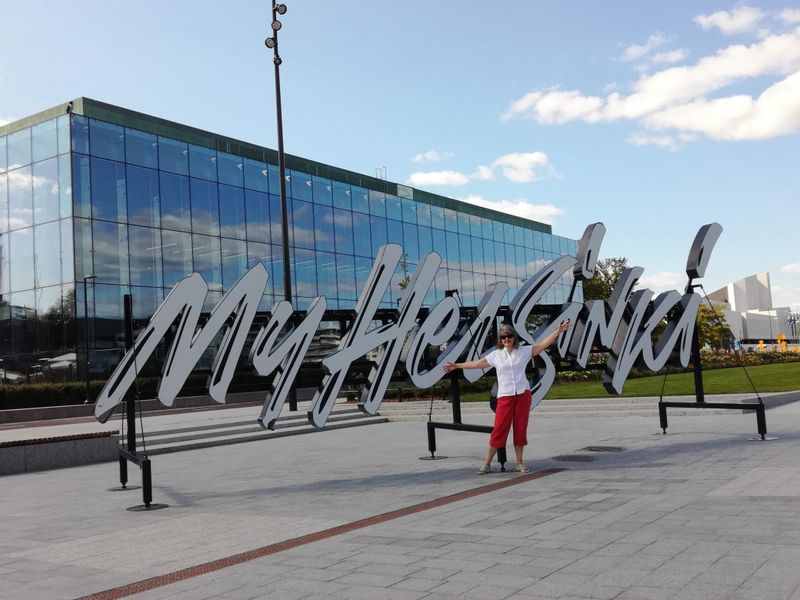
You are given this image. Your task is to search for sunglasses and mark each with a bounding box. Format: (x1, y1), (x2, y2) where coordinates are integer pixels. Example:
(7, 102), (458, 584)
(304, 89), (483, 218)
(499, 334), (515, 340)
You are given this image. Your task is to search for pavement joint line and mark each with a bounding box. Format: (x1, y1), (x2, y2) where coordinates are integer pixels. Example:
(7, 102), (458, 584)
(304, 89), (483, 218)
(75, 467), (565, 600)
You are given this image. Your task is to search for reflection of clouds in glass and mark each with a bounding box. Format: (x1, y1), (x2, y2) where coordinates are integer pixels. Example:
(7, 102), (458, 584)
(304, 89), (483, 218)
(160, 215), (190, 231)
(219, 224), (247, 239)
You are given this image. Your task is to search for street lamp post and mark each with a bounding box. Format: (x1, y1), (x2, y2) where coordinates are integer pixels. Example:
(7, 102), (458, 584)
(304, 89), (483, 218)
(265, 1), (292, 303)
(83, 274), (96, 403)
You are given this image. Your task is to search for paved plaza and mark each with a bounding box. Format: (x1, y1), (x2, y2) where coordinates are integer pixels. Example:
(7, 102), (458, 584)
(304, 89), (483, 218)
(3, 399), (800, 599)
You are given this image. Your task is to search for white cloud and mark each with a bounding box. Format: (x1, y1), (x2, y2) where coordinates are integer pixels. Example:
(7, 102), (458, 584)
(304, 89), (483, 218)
(644, 70), (800, 140)
(638, 271), (684, 291)
(651, 48), (689, 64)
(407, 170), (470, 186)
(501, 28), (800, 143)
(626, 131), (679, 151)
(411, 149), (453, 163)
(491, 152), (553, 182)
(408, 152), (554, 186)
(781, 8), (800, 24)
(471, 165), (494, 181)
(622, 33), (669, 61)
(781, 262), (800, 273)
(458, 195), (564, 224)
(694, 6), (766, 34)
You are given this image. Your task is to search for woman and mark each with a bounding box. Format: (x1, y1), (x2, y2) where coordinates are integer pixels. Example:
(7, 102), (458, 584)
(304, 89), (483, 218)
(443, 320), (571, 474)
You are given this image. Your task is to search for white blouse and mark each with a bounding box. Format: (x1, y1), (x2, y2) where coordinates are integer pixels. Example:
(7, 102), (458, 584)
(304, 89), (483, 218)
(485, 345), (533, 397)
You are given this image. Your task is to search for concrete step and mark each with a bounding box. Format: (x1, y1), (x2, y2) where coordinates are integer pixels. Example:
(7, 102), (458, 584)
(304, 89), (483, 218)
(129, 405), (388, 455)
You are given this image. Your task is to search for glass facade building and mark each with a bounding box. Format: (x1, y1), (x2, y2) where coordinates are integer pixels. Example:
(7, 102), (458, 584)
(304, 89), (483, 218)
(0, 98), (578, 383)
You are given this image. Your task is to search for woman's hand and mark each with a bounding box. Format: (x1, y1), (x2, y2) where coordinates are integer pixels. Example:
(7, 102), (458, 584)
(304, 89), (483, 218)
(557, 320), (572, 334)
(442, 362), (459, 373)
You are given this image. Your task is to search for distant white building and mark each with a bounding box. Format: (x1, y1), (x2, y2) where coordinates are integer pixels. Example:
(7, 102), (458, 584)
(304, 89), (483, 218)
(707, 273), (797, 344)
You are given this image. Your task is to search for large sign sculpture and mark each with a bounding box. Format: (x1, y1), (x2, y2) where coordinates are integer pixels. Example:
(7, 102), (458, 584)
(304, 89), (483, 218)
(94, 223), (722, 428)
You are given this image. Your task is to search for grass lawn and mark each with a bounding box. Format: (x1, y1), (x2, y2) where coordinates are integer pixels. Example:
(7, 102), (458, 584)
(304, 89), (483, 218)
(460, 362), (800, 401)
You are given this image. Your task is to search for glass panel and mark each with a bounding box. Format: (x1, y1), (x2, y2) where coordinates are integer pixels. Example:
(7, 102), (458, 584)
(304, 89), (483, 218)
(71, 115), (90, 155)
(128, 226), (162, 287)
(245, 189), (270, 243)
(61, 218), (74, 284)
(386, 194), (402, 221)
(0, 233), (8, 295)
(432, 229), (447, 267)
(90, 157), (126, 222)
(446, 231), (460, 268)
(126, 165), (160, 227)
(93, 221), (129, 285)
(161, 229), (193, 288)
(9, 289), (36, 359)
(444, 208), (458, 232)
(417, 202), (431, 227)
(190, 179), (219, 236)
(219, 184), (246, 239)
(243, 158), (268, 192)
(514, 225), (525, 246)
(130, 285), (162, 321)
(469, 214), (481, 237)
(0, 173), (7, 232)
(73, 218), (93, 280)
(57, 115), (70, 155)
(352, 212), (371, 257)
(246, 241), (274, 299)
(483, 238), (495, 274)
(293, 247), (317, 298)
(290, 198), (314, 250)
(31, 119), (58, 163)
(160, 172), (191, 231)
(354, 257), (373, 301)
(36, 284), (67, 353)
(289, 169), (312, 201)
(221, 238), (247, 289)
(368, 189), (385, 217)
(32, 157), (59, 224)
(332, 181), (351, 210)
(72, 154), (91, 218)
(188, 144), (217, 181)
(0, 134), (7, 172)
(457, 212), (470, 235)
(313, 203), (334, 252)
(482, 216), (493, 240)
(524, 227), (534, 248)
(10, 228), (34, 291)
(387, 217), (402, 246)
(90, 119), (125, 162)
(192, 234), (222, 291)
(351, 186), (369, 213)
(494, 241), (507, 277)
(370, 215), (387, 256)
(336, 253), (356, 300)
(312, 176), (332, 206)
(8, 166), (33, 230)
(458, 234), (471, 271)
(217, 151), (243, 187)
(158, 136), (189, 175)
(316, 251), (337, 298)
(267, 164), (281, 195)
(7, 128), (31, 169)
(125, 128), (158, 169)
(418, 225), (432, 258)
(430, 204), (445, 230)
(58, 154), (71, 219)
(332, 207), (353, 255)
(401, 198), (417, 224)
(34, 221), (61, 287)
(493, 220), (503, 240)
(403, 222), (419, 262)
(268, 194), (283, 247)
(471, 235), (484, 271)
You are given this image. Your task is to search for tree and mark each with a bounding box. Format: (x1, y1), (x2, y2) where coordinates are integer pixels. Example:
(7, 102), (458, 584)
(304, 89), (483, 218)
(695, 303), (732, 350)
(581, 257), (630, 301)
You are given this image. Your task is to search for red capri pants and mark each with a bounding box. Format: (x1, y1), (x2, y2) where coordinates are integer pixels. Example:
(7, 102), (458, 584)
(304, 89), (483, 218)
(489, 389), (532, 448)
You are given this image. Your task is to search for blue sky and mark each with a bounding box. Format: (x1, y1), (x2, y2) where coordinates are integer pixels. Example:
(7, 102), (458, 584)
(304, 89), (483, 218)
(2, 1), (799, 308)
